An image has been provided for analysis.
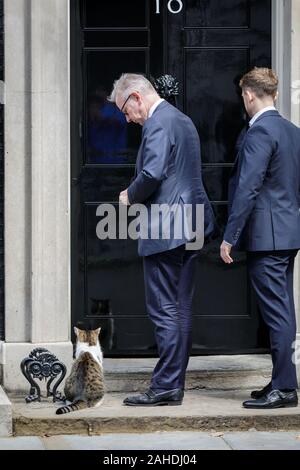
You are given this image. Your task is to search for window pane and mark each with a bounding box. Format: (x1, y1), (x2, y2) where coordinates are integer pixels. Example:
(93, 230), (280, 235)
(84, 0), (147, 28)
(185, 0), (249, 28)
(85, 51), (146, 164)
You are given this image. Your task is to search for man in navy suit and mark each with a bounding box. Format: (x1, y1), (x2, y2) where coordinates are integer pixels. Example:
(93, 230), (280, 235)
(221, 67), (300, 409)
(109, 74), (215, 406)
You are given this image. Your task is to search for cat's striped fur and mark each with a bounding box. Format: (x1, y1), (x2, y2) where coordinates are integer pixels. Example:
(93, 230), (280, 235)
(56, 327), (105, 415)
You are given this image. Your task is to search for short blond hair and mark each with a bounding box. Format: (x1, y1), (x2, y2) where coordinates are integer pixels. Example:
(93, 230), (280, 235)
(239, 67), (278, 98)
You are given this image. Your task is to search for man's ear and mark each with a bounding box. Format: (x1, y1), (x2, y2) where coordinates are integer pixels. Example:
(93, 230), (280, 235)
(245, 89), (254, 102)
(131, 91), (142, 104)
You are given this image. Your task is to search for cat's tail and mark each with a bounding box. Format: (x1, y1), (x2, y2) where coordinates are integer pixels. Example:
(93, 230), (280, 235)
(56, 400), (87, 415)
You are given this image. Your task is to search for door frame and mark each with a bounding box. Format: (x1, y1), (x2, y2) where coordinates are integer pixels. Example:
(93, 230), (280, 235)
(69, 0), (295, 346)
(272, 0), (292, 119)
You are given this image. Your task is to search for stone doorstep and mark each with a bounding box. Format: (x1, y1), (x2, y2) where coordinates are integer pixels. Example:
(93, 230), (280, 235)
(104, 370), (273, 393)
(0, 386), (12, 437)
(2, 355), (278, 437)
(10, 390), (300, 436)
(104, 354), (272, 392)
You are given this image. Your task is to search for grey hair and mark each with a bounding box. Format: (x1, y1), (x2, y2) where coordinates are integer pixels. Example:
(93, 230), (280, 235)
(108, 73), (158, 103)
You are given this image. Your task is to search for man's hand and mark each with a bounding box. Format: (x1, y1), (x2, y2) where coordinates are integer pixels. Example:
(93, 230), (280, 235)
(220, 241), (233, 264)
(119, 189), (130, 205)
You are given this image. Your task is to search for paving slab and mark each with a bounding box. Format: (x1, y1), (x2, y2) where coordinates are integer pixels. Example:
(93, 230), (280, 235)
(2, 431), (300, 451)
(42, 432), (230, 450)
(10, 389), (300, 436)
(0, 436), (45, 450)
(223, 431), (300, 450)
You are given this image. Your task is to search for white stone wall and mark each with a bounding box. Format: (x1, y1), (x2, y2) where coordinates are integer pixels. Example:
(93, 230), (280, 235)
(2, 0), (72, 391)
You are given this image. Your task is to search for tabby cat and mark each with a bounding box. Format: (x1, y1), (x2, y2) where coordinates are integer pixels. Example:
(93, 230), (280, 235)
(56, 327), (105, 414)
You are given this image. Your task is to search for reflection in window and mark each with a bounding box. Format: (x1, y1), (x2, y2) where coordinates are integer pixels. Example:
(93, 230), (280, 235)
(87, 86), (128, 164)
(85, 50), (145, 164)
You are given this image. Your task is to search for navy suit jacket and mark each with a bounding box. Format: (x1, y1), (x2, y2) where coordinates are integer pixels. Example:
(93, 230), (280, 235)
(224, 110), (300, 251)
(127, 101), (215, 256)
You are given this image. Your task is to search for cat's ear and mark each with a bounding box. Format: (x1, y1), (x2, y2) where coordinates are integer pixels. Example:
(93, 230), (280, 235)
(95, 327), (101, 337)
(74, 326), (79, 336)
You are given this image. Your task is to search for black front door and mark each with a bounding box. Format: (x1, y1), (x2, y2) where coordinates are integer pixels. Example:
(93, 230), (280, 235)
(71, 0), (271, 355)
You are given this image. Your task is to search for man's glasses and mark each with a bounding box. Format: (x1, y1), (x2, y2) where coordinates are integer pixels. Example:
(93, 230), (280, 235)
(120, 93), (133, 113)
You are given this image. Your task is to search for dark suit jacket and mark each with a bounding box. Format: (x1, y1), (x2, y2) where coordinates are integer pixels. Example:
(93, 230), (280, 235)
(224, 110), (300, 251)
(127, 101), (215, 256)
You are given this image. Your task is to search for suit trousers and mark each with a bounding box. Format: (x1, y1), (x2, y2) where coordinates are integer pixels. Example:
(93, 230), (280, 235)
(248, 250), (298, 390)
(143, 244), (198, 391)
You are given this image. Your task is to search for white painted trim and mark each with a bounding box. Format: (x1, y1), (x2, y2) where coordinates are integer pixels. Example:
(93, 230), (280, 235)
(273, 1), (300, 387)
(272, 0), (292, 119)
(0, 341), (4, 366)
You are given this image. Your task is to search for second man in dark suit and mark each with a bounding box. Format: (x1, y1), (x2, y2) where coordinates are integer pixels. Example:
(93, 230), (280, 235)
(221, 67), (300, 409)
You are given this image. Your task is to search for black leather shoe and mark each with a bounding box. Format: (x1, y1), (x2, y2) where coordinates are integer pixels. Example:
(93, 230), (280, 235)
(250, 381), (272, 399)
(243, 389), (298, 409)
(123, 388), (184, 406)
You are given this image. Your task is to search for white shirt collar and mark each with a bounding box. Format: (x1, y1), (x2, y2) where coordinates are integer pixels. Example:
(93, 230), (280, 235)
(249, 106), (276, 127)
(148, 98), (165, 119)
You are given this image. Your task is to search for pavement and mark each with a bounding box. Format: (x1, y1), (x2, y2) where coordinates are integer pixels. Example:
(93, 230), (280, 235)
(1, 431), (300, 450)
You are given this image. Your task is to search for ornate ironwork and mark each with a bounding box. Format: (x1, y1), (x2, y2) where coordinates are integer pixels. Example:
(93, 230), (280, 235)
(153, 74), (179, 100)
(20, 348), (67, 403)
